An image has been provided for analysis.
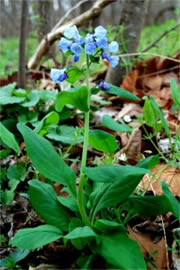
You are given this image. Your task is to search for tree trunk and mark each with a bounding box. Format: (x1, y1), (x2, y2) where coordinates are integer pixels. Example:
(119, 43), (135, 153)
(36, 0), (55, 58)
(18, 0), (28, 88)
(105, 0), (148, 85)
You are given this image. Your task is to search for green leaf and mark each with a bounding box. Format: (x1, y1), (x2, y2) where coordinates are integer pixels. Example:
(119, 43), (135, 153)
(85, 165), (149, 215)
(143, 98), (156, 128)
(39, 89), (57, 102)
(136, 155), (160, 169)
(68, 218), (85, 249)
(57, 195), (79, 213)
(84, 164), (149, 183)
(89, 130), (118, 153)
(108, 84), (140, 101)
(123, 195), (171, 216)
(29, 180), (71, 231)
(0, 123), (20, 154)
(34, 111), (60, 135)
(21, 90), (39, 107)
(0, 83), (25, 105)
(10, 225), (63, 250)
(99, 232), (146, 269)
(94, 219), (126, 233)
(46, 125), (83, 145)
(66, 67), (84, 84)
(170, 78), (180, 106)
(64, 226), (98, 249)
(150, 96), (171, 137)
(17, 123), (76, 198)
(55, 86), (88, 112)
(102, 115), (132, 132)
(161, 181), (180, 220)
(7, 164), (26, 181)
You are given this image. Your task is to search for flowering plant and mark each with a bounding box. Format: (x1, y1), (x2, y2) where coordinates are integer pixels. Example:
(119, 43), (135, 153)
(10, 25), (178, 270)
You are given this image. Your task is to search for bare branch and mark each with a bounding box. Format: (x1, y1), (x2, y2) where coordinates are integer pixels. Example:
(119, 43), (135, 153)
(141, 23), (180, 53)
(51, 0), (89, 32)
(28, 0), (115, 69)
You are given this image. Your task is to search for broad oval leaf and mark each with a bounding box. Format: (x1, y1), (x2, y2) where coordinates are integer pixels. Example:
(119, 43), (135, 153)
(10, 225), (63, 250)
(34, 111), (60, 135)
(17, 123), (76, 197)
(136, 155), (160, 169)
(29, 180), (71, 231)
(108, 84), (140, 101)
(161, 181), (180, 220)
(85, 165), (149, 216)
(99, 232), (146, 270)
(66, 67), (84, 84)
(0, 123), (20, 154)
(21, 90), (39, 107)
(123, 195), (171, 216)
(102, 114), (132, 132)
(64, 226), (98, 249)
(55, 86), (88, 112)
(89, 130), (118, 153)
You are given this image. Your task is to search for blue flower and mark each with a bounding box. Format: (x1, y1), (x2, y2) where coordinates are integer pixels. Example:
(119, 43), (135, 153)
(74, 55), (79, 62)
(71, 43), (82, 55)
(85, 33), (94, 43)
(64, 25), (79, 39)
(109, 56), (119, 67)
(94, 26), (107, 38)
(59, 38), (71, 53)
(85, 42), (96, 55)
(108, 41), (119, 53)
(98, 81), (110, 90)
(102, 52), (111, 61)
(50, 68), (68, 82)
(96, 37), (107, 49)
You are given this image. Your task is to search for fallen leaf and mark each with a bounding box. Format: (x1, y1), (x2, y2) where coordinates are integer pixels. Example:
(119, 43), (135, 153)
(128, 225), (167, 270)
(140, 164), (180, 196)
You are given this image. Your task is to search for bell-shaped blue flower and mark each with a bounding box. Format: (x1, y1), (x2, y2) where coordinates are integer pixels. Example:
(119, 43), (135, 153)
(94, 26), (107, 38)
(98, 81), (110, 90)
(50, 68), (68, 82)
(59, 38), (72, 53)
(64, 25), (79, 39)
(108, 41), (119, 53)
(109, 56), (119, 68)
(96, 37), (107, 49)
(74, 55), (79, 62)
(71, 43), (82, 55)
(102, 52), (111, 61)
(85, 42), (96, 55)
(85, 33), (94, 43)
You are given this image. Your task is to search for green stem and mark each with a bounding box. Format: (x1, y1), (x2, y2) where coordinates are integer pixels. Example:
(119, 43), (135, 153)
(77, 55), (91, 227)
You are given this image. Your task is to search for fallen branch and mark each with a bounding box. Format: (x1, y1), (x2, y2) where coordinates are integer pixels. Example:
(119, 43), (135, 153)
(28, 0), (115, 69)
(51, 0), (89, 32)
(141, 23), (180, 53)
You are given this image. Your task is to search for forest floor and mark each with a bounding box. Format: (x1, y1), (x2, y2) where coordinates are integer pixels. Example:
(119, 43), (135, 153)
(0, 20), (180, 269)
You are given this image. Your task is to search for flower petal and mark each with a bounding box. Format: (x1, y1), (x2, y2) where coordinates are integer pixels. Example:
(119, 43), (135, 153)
(108, 41), (119, 53)
(94, 26), (107, 38)
(71, 43), (82, 55)
(85, 42), (96, 55)
(109, 56), (119, 68)
(64, 25), (79, 39)
(50, 68), (67, 82)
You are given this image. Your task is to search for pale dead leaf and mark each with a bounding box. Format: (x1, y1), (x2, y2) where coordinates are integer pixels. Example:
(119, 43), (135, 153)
(115, 127), (142, 165)
(128, 225), (167, 270)
(117, 103), (142, 119)
(140, 164), (180, 196)
(143, 75), (162, 91)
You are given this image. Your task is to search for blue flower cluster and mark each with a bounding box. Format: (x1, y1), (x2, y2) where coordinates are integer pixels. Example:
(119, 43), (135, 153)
(59, 25), (119, 67)
(50, 25), (119, 83)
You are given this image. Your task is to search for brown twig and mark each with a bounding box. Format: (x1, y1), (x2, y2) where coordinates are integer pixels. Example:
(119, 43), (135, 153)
(141, 23), (180, 53)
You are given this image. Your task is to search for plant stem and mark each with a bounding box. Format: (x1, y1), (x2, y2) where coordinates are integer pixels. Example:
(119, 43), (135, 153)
(77, 55), (91, 227)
